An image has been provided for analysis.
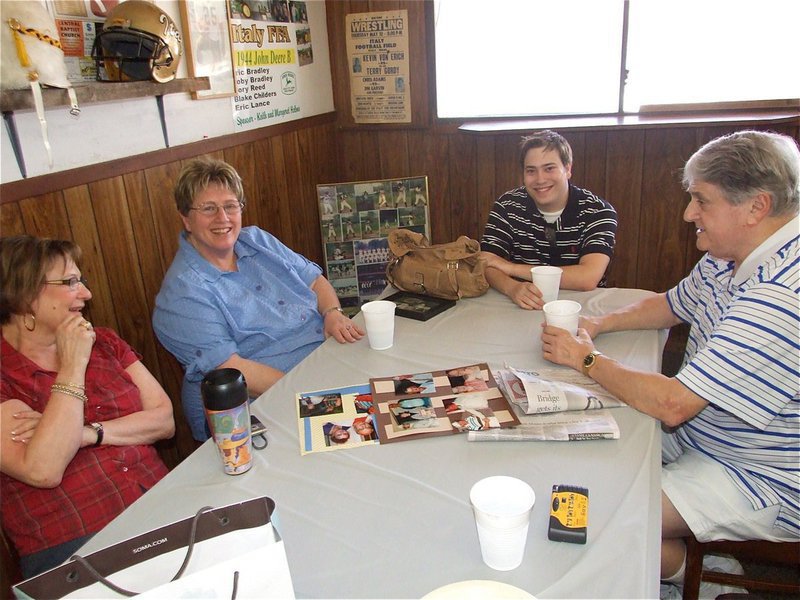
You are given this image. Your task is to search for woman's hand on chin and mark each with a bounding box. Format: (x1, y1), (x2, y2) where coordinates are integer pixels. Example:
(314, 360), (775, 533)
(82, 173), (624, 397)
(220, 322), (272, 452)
(55, 313), (96, 372)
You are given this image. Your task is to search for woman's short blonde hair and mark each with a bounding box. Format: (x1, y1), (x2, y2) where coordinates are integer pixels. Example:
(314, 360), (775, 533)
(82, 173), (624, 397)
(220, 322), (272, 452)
(174, 158), (246, 215)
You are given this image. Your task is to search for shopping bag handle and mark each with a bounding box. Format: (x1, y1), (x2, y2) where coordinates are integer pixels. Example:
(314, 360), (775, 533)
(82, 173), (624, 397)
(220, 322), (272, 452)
(69, 505), (220, 597)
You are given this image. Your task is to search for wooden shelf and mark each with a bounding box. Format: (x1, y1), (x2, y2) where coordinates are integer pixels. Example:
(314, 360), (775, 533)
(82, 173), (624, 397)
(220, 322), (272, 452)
(0, 77), (211, 112)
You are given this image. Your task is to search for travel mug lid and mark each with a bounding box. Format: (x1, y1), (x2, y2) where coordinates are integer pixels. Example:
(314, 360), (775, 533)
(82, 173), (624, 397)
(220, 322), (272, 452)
(201, 368), (248, 411)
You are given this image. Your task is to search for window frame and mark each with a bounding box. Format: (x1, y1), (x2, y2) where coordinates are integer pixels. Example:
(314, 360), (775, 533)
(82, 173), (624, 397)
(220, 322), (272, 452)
(428, 0), (800, 129)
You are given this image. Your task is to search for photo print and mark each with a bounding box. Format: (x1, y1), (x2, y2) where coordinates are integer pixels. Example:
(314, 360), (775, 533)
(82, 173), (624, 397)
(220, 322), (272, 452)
(296, 384), (380, 455)
(384, 291), (456, 322)
(389, 399), (439, 431)
(357, 262), (389, 301)
(359, 210), (380, 238)
(354, 238), (389, 266)
(368, 364), (520, 444)
(391, 373), (435, 396)
(298, 393), (344, 418)
(323, 214), (342, 242)
(317, 176), (430, 311)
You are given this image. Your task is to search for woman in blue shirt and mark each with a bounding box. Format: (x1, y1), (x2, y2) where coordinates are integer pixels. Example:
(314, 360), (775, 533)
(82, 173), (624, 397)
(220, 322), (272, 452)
(153, 158), (364, 440)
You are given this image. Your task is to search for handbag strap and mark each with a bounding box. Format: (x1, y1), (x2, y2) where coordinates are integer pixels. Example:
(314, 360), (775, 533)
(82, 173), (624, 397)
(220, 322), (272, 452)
(446, 260), (462, 299)
(68, 505), (214, 597)
(388, 254), (465, 299)
(387, 255), (427, 294)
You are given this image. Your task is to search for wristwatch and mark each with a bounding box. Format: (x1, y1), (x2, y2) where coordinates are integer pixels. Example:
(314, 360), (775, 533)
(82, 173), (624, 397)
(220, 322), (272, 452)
(582, 351), (602, 376)
(90, 422), (104, 447)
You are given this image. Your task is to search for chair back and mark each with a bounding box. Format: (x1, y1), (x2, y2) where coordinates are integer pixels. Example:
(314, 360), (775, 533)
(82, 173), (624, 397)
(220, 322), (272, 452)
(682, 536), (800, 600)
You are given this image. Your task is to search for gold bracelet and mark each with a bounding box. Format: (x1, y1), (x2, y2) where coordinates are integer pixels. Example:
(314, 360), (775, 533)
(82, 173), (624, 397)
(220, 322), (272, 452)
(322, 306), (343, 318)
(53, 381), (85, 391)
(50, 384), (88, 404)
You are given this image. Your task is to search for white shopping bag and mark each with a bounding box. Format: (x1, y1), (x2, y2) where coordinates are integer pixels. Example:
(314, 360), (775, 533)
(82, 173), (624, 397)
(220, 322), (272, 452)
(13, 497), (294, 599)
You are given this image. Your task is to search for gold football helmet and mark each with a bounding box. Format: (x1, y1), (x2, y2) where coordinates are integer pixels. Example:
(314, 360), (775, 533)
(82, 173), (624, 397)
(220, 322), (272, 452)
(92, 0), (182, 83)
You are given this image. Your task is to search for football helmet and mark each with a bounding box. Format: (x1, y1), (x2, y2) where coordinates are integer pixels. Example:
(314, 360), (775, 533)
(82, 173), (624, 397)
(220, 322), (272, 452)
(92, 0), (182, 83)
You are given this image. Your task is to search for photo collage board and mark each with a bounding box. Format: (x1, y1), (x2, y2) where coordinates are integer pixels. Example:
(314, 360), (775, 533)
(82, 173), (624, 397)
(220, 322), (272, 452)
(316, 176), (430, 315)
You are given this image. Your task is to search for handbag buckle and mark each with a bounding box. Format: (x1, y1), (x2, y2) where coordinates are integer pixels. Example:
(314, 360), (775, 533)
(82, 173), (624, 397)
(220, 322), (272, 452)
(413, 272), (426, 293)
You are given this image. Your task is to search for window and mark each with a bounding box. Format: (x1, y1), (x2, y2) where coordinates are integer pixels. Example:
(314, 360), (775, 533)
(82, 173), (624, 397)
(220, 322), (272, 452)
(433, 0), (800, 119)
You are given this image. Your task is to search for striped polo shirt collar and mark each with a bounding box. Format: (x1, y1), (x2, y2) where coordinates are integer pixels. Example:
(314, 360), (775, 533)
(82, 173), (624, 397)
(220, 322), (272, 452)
(732, 216), (800, 286)
(527, 183), (581, 220)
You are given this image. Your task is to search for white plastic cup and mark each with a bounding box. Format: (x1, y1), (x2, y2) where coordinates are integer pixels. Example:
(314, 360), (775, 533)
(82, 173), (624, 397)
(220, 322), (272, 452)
(361, 300), (396, 350)
(531, 266), (562, 304)
(542, 300), (582, 335)
(469, 476), (536, 571)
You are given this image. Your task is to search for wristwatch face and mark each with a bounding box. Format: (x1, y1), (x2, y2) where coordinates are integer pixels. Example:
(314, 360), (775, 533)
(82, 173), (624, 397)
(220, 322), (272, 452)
(583, 352), (598, 369)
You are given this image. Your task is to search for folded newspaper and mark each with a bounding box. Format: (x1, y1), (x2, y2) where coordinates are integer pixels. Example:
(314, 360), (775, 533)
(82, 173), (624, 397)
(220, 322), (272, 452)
(495, 366), (624, 414)
(467, 366), (623, 442)
(467, 409), (620, 441)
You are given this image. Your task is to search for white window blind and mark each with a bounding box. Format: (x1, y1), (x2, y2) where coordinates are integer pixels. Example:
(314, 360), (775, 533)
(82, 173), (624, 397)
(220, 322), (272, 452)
(434, 0), (800, 118)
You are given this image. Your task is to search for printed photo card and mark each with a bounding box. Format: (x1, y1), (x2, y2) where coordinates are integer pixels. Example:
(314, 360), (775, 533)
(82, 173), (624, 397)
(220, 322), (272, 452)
(369, 363), (519, 443)
(296, 384), (379, 455)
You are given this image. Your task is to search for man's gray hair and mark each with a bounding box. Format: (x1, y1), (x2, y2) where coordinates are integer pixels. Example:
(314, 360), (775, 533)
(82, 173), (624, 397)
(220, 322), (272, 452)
(683, 130), (799, 217)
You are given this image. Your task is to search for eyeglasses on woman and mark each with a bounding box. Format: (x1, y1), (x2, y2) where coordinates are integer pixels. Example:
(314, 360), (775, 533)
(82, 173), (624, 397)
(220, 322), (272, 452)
(189, 202), (245, 217)
(45, 276), (89, 290)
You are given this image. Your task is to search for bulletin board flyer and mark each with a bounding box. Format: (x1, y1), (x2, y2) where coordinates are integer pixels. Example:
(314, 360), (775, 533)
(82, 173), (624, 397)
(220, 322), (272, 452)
(345, 10), (411, 123)
(46, 0), (109, 83)
(229, 0), (309, 131)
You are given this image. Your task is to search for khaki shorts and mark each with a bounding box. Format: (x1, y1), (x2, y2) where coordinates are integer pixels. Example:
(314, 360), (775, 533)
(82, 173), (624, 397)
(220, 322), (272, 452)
(662, 447), (795, 542)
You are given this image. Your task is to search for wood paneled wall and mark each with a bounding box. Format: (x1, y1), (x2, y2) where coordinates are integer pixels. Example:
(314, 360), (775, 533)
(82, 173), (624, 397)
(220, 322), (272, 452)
(1, 0), (798, 467)
(1, 122), (341, 465)
(330, 122), (798, 291)
(324, 1), (799, 293)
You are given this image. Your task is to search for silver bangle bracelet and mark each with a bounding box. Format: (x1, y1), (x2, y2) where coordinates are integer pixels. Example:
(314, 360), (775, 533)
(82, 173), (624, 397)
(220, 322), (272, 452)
(322, 306), (343, 318)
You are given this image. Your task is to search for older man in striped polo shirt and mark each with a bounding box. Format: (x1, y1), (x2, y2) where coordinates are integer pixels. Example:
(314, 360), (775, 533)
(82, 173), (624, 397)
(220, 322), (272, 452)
(541, 130), (799, 597)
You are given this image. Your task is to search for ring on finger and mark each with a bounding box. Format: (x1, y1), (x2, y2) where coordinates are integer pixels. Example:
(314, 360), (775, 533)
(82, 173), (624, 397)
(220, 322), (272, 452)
(82, 320), (92, 330)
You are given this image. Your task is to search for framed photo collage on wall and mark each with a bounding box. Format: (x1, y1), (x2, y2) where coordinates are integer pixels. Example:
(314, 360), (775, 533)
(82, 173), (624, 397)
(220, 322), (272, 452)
(316, 176), (430, 315)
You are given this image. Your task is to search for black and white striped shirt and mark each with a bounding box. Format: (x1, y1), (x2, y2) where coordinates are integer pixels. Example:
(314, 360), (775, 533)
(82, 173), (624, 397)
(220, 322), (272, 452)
(481, 184), (617, 285)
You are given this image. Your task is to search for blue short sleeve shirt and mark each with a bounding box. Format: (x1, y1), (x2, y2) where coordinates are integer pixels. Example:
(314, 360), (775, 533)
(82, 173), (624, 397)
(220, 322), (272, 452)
(153, 227), (324, 439)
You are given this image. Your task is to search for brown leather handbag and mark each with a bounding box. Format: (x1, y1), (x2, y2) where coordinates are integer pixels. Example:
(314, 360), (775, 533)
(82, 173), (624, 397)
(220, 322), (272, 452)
(385, 229), (489, 300)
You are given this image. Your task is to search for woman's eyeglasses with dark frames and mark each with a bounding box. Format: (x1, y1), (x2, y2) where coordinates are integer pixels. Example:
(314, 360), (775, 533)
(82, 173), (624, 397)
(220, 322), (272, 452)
(45, 276), (89, 290)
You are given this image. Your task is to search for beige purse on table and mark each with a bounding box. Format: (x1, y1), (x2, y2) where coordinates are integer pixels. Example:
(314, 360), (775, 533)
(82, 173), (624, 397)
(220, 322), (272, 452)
(385, 228), (489, 301)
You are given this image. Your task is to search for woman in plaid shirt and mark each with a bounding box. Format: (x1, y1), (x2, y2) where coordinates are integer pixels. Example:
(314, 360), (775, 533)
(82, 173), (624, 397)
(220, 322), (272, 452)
(1, 236), (175, 578)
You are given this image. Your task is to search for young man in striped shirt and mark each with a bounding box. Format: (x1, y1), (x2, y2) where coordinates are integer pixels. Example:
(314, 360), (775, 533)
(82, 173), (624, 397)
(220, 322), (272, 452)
(541, 130), (799, 594)
(480, 130), (617, 309)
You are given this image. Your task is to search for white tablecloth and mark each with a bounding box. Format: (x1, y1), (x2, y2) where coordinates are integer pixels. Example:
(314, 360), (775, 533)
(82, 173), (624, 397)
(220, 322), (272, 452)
(81, 287), (666, 599)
